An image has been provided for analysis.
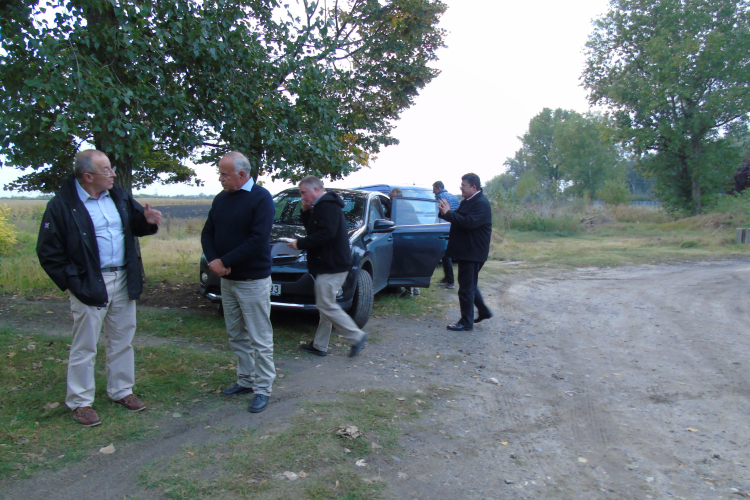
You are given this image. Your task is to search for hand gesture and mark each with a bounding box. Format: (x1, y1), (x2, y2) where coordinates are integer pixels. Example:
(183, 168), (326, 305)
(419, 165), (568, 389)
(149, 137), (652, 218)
(286, 239), (299, 250)
(144, 203), (163, 226)
(438, 198), (450, 215)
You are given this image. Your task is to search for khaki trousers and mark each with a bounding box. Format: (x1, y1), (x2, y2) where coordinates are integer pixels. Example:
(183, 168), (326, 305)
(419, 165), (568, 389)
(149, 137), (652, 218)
(312, 272), (366, 352)
(220, 277), (275, 396)
(67, 270), (136, 410)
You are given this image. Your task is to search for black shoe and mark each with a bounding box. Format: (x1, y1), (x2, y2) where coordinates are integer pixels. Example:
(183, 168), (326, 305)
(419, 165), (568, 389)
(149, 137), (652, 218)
(299, 342), (327, 357)
(349, 334), (367, 358)
(248, 394), (269, 413)
(447, 323), (472, 332)
(475, 312), (494, 323)
(222, 384), (254, 396)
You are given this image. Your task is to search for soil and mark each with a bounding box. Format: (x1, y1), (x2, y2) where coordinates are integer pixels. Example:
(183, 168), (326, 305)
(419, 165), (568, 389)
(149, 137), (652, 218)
(2, 259), (750, 499)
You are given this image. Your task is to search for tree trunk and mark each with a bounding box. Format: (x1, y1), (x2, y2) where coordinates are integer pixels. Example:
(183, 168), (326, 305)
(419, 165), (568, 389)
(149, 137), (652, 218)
(692, 178), (701, 215)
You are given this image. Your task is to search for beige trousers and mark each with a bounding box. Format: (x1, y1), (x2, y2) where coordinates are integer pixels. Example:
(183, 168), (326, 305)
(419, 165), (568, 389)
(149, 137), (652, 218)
(67, 270), (136, 410)
(312, 272), (366, 352)
(220, 277), (276, 396)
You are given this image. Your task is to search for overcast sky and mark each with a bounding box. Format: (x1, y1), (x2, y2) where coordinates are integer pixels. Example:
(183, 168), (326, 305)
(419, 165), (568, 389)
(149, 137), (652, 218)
(0, 0), (611, 197)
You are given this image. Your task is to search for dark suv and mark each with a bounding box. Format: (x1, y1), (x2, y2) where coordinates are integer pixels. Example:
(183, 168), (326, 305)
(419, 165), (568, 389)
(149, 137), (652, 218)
(200, 188), (449, 327)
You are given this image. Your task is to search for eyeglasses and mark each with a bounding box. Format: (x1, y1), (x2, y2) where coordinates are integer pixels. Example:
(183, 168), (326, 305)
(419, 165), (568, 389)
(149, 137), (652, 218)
(90, 168), (116, 177)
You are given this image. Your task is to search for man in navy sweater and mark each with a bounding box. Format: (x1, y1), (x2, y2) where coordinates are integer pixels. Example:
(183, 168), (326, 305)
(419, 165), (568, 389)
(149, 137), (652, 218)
(438, 173), (494, 332)
(201, 152), (276, 413)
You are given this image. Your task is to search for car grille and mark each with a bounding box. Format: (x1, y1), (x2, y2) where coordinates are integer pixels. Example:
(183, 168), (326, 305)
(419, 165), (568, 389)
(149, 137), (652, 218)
(270, 273), (306, 283)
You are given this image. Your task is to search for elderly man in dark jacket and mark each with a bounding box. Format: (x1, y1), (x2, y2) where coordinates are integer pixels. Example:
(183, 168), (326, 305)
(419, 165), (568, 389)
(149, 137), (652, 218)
(287, 175), (367, 357)
(37, 150), (161, 426)
(438, 173), (493, 331)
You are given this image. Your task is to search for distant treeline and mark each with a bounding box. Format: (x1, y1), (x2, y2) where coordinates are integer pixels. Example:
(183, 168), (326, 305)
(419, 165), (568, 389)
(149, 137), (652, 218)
(0, 193), (214, 200)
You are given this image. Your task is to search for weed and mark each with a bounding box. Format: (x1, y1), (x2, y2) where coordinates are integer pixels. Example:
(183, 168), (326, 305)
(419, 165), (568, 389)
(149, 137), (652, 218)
(0, 328), (235, 480)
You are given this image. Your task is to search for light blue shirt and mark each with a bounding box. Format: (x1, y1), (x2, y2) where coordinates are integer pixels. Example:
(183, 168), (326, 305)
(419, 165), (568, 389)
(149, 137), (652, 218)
(75, 180), (125, 268)
(240, 177), (255, 192)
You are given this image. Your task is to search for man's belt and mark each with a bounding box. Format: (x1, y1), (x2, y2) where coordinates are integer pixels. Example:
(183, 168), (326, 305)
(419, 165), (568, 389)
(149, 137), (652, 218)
(102, 265), (127, 272)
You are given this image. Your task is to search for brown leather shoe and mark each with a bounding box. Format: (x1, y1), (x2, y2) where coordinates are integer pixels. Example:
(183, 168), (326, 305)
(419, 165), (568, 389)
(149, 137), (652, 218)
(72, 406), (101, 427)
(113, 394), (146, 412)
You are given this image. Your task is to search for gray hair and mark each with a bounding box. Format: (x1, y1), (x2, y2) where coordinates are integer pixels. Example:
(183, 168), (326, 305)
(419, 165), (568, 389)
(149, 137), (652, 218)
(75, 150), (106, 179)
(300, 175), (324, 189)
(223, 151), (252, 176)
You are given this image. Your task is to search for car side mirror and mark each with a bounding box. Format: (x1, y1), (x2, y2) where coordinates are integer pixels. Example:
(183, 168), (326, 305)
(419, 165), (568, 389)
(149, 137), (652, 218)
(372, 219), (396, 233)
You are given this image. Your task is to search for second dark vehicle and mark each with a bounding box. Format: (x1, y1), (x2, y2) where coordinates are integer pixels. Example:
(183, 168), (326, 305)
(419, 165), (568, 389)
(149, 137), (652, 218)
(200, 188), (449, 327)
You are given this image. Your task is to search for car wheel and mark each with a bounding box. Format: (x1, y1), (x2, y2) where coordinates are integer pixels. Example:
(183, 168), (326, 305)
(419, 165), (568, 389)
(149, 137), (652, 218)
(348, 271), (374, 329)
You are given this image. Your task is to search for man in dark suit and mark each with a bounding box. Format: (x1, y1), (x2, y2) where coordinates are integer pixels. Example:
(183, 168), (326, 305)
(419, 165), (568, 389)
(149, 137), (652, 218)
(437, 173), (493, 331)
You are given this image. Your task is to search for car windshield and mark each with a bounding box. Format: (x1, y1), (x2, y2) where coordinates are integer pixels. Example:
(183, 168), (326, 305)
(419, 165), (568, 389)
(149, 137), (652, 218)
(272, 190), (366, 230)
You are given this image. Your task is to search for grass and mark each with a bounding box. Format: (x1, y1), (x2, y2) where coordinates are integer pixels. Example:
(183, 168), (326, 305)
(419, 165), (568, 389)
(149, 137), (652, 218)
(0, 328), (237, 481)
(139, 387), (445, 499)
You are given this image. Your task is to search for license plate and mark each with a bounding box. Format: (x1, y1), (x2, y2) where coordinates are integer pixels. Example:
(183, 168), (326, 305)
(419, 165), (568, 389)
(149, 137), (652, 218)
(271, 283), (281, 296)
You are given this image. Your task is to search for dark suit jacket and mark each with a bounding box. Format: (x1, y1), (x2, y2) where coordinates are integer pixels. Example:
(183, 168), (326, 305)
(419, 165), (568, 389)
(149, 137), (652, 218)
(439, 189), (492, 262)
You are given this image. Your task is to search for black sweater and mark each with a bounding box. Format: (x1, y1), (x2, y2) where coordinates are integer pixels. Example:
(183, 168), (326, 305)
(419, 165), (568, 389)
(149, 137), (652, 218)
(201, 184), (274, 280)
(297, 192), (351, 275)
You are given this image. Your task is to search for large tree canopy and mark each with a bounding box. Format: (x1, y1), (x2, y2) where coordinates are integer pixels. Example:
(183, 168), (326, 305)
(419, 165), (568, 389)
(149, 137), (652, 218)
(583, 0), (750, 214)
(0, 0), (446, 193)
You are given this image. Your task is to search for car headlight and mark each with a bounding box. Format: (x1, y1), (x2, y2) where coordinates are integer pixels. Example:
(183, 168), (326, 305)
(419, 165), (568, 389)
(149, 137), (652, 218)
(296, 253), (307, 262)
(200, 272), (209, 285)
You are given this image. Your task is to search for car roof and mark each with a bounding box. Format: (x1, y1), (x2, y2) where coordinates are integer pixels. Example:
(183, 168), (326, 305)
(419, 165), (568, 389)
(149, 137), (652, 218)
(351, 184), (434, 199)
(275, 187), (372, 200)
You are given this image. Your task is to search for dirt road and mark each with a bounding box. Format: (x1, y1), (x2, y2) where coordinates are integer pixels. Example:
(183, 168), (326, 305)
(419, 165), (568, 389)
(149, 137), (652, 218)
(2, 259), (749, 499)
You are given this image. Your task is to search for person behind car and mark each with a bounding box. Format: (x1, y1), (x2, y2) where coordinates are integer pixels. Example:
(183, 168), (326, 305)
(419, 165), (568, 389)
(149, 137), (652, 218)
(36, 150), (162, 426)
(200, 151), (276, 414)
(432, 181), (460, 289)
(287, 176), (368, 358)
(437, 173), (494, 331)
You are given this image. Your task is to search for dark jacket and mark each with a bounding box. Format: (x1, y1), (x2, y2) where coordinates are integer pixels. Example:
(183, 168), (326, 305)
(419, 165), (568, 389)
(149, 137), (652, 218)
(36, 175), (158, 307)
(201, 183), (274, 281)
(439, 189), (492, 262)
(297, 192), (351, 275)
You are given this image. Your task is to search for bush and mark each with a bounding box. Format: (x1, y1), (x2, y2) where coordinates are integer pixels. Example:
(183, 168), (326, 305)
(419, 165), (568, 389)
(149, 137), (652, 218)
(599, 179), (631, 205)
(510, 212), (581, 235)
(705, 191), (750, 224)
(0, 205), (18, 254)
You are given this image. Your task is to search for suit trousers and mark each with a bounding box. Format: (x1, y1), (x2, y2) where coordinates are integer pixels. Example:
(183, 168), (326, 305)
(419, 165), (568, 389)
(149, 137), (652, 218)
(457, 260), (492, 329)
(312, 272), (366, 352)
(67, 270), (136, 410)
(220, 277), (275, 396)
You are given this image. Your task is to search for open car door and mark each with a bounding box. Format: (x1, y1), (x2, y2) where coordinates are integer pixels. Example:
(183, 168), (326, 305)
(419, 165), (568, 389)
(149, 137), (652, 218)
(388, 197), (450, 287)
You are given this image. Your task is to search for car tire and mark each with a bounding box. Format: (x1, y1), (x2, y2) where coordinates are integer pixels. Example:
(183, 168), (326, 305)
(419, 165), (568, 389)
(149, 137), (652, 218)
(348, 271), (374, 329)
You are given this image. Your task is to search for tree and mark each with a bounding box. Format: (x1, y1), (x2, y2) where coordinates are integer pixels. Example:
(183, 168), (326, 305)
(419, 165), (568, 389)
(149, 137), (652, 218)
(583, 0), (750, 214)
(552, 112), (623, 198)
(0, 0), (447, 193)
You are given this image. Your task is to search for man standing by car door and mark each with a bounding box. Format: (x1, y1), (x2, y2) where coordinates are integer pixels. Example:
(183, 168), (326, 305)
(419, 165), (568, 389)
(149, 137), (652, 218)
(437, 173), (493, 332)
(432, 181), (460, 289)
(286, 176), (368, 358)
(201, 152), (276, 414)
(37, 149), (162, 426)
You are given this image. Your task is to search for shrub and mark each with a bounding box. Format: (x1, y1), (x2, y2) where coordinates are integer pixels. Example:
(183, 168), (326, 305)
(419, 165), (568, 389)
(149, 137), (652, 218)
(705, 191), (750, 224)
(599, 179), (631, 205)
(510, 212), (581, 235)
(0, 205), (18, 254)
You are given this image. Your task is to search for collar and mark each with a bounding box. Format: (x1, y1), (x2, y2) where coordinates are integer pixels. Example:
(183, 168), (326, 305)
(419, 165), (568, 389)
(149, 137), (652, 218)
(240, 177), (255, 193)
(466, 189), (481, 201)
(75, 179), (110, 202)
(312, 190), (326, 206)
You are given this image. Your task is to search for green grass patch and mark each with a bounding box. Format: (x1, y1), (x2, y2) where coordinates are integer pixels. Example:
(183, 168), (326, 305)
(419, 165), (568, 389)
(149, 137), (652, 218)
(0, 328), (236, 480)
(490, 222), (750, 268)
(139, 387), (445, 499)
